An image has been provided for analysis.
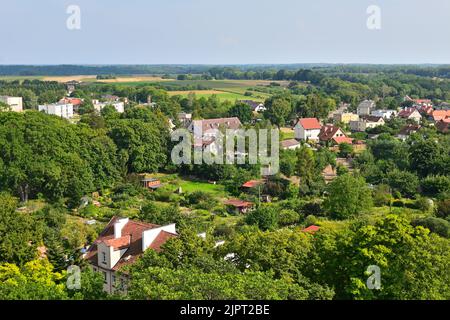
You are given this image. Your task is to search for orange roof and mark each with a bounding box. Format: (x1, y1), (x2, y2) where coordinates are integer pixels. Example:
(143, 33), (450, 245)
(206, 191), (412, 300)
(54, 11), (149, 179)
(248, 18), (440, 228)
(432, 110), (450, 121)
(224, 199), (253, 208)
(242, 180), (264, 188)
(302, 225), (320, 233)
(297, 118), (321, 130)
(333, 136), (353, 145)
(102, 235), (131, 249)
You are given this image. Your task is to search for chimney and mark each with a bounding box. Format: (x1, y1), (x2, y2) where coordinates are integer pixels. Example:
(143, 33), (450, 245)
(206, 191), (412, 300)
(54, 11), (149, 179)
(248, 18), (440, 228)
(114, 218), (129, 239)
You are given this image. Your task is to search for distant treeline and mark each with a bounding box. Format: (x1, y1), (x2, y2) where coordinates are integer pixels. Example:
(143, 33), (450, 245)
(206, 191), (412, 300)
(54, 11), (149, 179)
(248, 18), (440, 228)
(1, 64), (450, 79)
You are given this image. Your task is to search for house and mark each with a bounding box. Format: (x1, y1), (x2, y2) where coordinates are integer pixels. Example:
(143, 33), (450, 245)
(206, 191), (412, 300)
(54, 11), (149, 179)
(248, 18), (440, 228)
(294, 118), (322, 141)
(357, 100), (375, 116)
(349, 116), (385, 132)
(92, 100), (125, 113)
(430, 110), (450, 122)
(435, 119), (449, 133)
(141, 177), (162, 190)
(318, 124), (347, 143)
(404, 96), (432, 107)
(188, 117), (242, 138)
(224, 199), (254, 214)
(333, 112), (359, 124)
(59, 97), (83, 113)
(398, 108), (422, 123)
(65, 80), (81, 94)
(239, 100), (266, 112)
(370, 109), (397, 119)
(0, 96), (23, 112)
(281, 139), (301, 150)
(396, 124), (421, 141)
(84, 217), (177, 293)
(38, 103), (73, 119)
(178, 112), (192, 127)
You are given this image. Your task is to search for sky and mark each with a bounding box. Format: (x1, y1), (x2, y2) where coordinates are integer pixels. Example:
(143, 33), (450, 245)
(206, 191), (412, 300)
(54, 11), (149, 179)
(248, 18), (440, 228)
(1, 0), (449, 65)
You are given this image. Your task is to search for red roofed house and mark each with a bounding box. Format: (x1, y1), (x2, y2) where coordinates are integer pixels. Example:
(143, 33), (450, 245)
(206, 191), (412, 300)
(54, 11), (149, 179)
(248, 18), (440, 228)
(59, 97), (83, 113)
(224, 199), (254, 214)
(84, 217), (177, 293)
(318, 124), (347, 143)
(398, 108), (422, 123)
(294, 118), (322, 141)
(431, 110), (450, 122)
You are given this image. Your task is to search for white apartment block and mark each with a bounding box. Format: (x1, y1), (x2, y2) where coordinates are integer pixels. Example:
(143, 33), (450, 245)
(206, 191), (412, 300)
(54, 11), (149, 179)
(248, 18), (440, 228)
(92, 100), (125, 113)
(38, 103), (74, 119)
(0, 96), (23, 112)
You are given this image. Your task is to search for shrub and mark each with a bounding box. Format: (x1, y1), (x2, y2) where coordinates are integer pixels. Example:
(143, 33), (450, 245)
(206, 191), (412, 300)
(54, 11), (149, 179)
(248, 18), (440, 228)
(421, 175), (450, 197)
(278, 209), (300, 226)
(412, 217), (450, 238)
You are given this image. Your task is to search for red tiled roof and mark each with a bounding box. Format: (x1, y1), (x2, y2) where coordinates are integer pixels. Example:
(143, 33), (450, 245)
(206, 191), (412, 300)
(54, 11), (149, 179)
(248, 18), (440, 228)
(398, 108), (419, 118)
(333, 136), (353, 145)
(432, 110), (450, 122)
(319, 125), (345, 141)
(302, 225), (320, 233)
(224, 199), (253, 208)
(297, 118), (321, 130)
(242, 180), (264, 188)
(148, 231), (177, 252)
(102, 235), (130, 249)
(59, 97), (83, 105)
(191, 117), (242, 132)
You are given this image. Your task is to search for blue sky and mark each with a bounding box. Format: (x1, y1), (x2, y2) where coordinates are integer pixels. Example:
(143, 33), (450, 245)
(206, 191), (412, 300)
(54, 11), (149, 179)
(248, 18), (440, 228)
(1, 0), (449, 64)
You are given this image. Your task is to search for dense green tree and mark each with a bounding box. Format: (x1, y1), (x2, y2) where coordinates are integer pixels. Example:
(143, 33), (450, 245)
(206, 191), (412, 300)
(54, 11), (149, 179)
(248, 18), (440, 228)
(324, 174), (373, 219)
(227, 102), (253, 124)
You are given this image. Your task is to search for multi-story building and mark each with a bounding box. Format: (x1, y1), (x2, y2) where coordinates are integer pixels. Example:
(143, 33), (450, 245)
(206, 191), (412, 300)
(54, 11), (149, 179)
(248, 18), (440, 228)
(0, 96), (23, 112)
(357, 100), (376, 116)
(38, 103), (74, 119)
(84, 217), (177, 294)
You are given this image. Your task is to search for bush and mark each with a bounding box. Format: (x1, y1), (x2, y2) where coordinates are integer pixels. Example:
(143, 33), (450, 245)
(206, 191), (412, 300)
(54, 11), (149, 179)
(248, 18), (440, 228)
(373, 184), (392, 206)
(412, 217), (450, 238)
(278, 209), (300, 226)
(421, 175), (450, 197)
(386, 170), (419, 198)
(436, 199), (450, 219)
(245, 206), (278, 231)
(414, 197), (433, 213)
(392, 200), (405, 208)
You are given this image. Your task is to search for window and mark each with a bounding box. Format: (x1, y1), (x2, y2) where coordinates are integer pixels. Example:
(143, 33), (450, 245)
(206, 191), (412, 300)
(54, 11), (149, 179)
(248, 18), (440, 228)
(112, 275), (116, 287)
(102, 252), (107, 265)
(102, 271), (107, 284)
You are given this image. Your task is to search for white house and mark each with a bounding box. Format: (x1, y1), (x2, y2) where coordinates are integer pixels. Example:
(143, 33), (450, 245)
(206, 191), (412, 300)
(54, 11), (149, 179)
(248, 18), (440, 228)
(38, 103), (73, 119)
(357, 100), (376, 116)
(0, 96), (23, 112)
(84, 217), (177, 294)
(294, 118), (322, 141)
(92, 100), (125, 113)
(371, 109), (397, 119)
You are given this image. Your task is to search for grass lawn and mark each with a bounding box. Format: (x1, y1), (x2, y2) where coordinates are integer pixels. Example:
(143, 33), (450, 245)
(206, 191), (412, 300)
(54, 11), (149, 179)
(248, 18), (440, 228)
(178, 179), (228, 197)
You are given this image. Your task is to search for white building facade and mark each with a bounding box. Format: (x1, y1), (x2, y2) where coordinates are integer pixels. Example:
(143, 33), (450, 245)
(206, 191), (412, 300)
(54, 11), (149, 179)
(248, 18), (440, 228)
(0, 96), (23, 112)
(38, 103), (74, 119)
